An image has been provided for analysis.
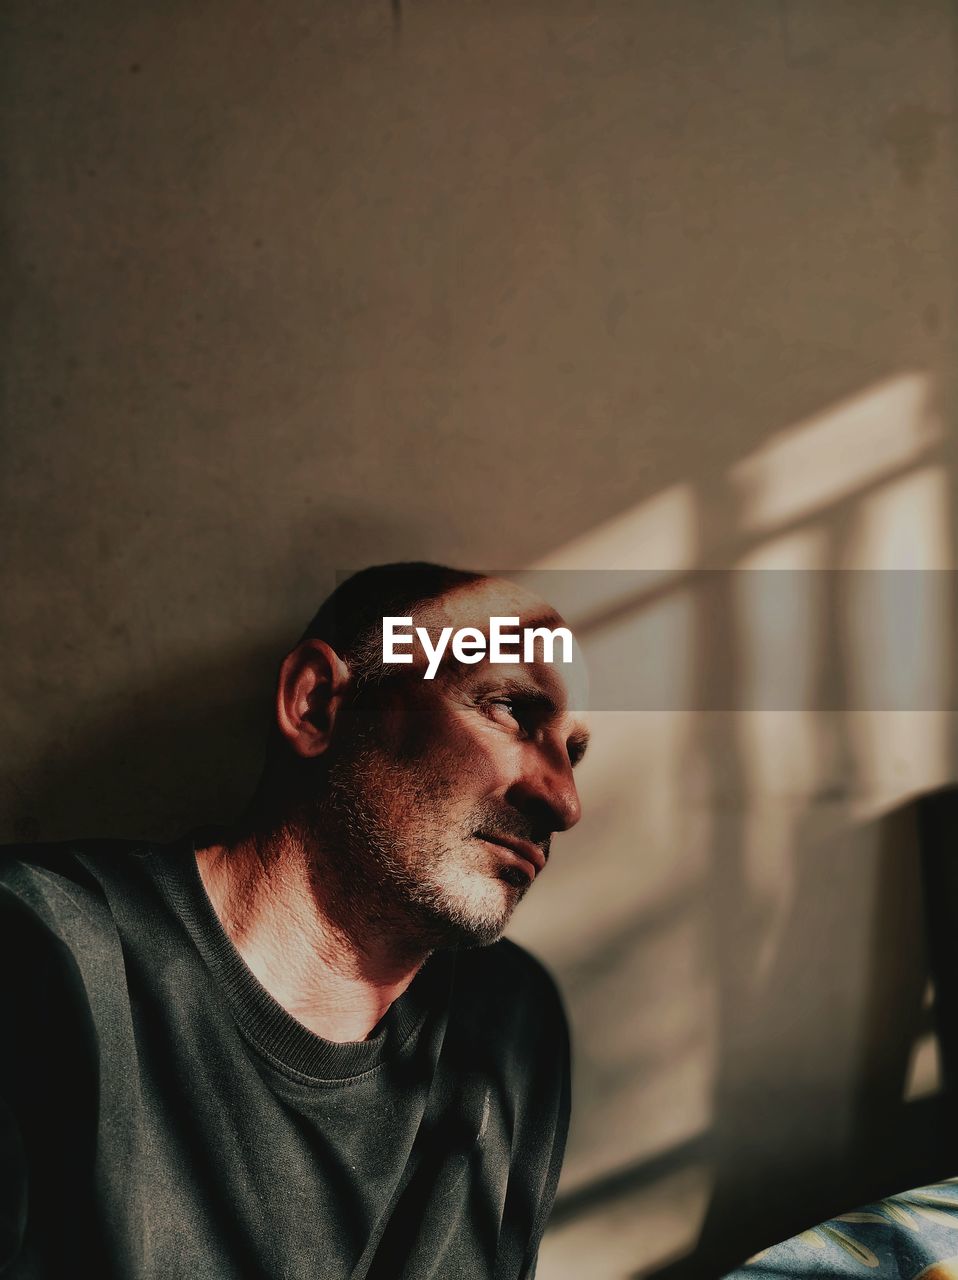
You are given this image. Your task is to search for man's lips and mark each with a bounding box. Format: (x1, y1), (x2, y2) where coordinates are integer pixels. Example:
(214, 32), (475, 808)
(475, 833), (547, 877)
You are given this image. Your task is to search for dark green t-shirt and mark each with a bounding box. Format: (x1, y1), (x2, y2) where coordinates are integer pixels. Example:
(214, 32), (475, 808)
(0, 832), (570, 1279)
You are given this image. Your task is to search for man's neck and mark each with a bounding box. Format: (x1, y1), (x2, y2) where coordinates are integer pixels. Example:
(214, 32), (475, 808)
(194, 825), (429, 1043)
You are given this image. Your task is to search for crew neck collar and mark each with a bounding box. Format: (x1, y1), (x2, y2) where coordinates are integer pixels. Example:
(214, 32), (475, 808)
(151, 827), (450, 1082)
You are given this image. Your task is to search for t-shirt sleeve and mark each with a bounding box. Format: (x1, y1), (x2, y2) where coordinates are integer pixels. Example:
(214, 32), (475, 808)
(0, 874), (101, 1274)
(0, 1091), (28, 1272)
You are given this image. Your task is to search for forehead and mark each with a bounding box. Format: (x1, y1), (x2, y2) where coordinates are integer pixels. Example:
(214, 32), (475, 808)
(417, 578), (590, 712)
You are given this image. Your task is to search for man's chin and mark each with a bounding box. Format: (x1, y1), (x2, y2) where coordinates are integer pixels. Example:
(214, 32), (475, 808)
(407, 880), (521, 950)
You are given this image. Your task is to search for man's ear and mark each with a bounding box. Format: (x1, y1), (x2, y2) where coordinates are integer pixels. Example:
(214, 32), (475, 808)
(275, 639), (352, 758)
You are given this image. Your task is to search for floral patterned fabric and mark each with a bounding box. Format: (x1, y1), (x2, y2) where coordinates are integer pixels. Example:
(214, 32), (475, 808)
(722, 1180), (958, 1279)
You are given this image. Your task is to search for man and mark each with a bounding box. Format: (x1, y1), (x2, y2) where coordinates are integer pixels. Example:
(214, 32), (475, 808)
(0, 562), (590, 1279)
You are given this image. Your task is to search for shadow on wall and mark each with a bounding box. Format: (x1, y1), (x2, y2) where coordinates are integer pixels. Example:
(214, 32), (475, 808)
(542, 795), (949, 1280)
(646, 798), (946, 1280)
(0, 498), (429, 847)
(671, 423), (951, 1270)
(527, 370), (957, 1279)
(0, 642), (278, 845)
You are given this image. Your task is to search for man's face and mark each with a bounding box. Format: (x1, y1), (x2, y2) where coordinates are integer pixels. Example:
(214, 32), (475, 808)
(317, 579), (590, 950)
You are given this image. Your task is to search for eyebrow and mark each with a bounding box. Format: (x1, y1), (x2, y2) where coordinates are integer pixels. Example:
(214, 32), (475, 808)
(481, 675), (591, 766)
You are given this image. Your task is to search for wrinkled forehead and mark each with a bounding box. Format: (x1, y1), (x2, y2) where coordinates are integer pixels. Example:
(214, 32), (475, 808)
(417, 577), (590, 710)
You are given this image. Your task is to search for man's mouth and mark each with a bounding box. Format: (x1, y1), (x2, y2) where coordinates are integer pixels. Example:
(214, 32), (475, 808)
(474, 833), (547, 878)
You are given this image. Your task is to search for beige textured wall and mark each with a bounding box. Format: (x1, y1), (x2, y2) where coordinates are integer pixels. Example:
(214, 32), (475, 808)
(3, 2), (956, 1276)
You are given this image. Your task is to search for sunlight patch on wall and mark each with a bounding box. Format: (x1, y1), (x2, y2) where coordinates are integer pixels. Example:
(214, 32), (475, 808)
(532, 482), (697, 574)
(537, 1162), (714, 1280)
(735, 529), (828, 796)
(903, 1031), (943, 1103)
(517, 482), (697, 626)
(731, 373), (938, 536)
(842, 466), (952, 810)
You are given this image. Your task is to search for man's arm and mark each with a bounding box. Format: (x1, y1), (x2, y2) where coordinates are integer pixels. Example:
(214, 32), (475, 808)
(0, 875), (102, 1276)
(0, 1093), (28, 1272)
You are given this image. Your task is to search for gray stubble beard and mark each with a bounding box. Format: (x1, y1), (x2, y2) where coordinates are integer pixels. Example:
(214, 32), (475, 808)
(296, 738), (523, 955)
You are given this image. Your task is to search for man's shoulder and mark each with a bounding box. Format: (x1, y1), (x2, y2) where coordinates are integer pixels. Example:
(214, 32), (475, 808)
(458, 935), (563, 993)
(449, 937), (570, 1048)
(0, 836), (150, 944)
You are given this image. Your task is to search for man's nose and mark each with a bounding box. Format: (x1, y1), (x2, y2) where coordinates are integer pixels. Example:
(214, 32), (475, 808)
(508, 745), (582, 835)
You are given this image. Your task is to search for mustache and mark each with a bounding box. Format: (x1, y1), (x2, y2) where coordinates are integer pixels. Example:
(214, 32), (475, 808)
(468, 803), (553, 861)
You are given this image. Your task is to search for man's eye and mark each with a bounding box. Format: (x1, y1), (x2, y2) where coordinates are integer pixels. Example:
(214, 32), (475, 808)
(486, 698), (522, 726)
(483, 696), (543, 737)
